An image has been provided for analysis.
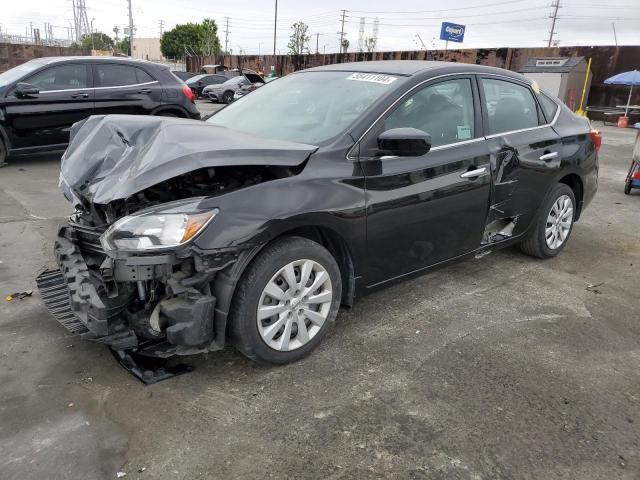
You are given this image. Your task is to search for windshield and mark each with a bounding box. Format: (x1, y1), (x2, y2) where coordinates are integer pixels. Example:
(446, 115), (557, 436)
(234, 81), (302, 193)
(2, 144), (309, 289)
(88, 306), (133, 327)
(0, 59), (46, 87)
(207, 71), (401, 144)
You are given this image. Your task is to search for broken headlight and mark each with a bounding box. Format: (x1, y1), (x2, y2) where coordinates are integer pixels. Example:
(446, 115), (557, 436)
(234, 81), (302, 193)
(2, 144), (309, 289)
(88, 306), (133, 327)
(100, 202), (218, 253)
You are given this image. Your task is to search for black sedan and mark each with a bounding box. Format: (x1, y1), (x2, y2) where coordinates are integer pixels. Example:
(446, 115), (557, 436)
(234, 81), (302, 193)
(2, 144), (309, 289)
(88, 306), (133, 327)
(185, 73), (227, 98)
(38, 61), (599, 379)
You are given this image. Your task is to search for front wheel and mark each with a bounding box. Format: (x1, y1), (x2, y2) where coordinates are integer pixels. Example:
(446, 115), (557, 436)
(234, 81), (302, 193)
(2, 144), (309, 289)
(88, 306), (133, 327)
(229, 237), (342, 364)
(222, 90), (234, 104)
(520, 183), (576, 258)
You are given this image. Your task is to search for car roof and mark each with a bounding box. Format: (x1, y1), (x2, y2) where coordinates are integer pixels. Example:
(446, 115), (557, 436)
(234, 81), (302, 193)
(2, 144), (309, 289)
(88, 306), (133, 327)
(30, 56), (165, 68)
(304, 60), (528, 81)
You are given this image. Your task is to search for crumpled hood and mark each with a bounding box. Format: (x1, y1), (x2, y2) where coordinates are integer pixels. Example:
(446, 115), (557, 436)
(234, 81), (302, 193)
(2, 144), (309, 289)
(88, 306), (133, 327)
(60, 115), (317, 205)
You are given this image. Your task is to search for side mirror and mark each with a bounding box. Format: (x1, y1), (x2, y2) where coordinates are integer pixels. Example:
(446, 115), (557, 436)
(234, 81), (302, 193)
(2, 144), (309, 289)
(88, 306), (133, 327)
(15, 82), (39, 97)
(377, 128), (431, 157)
(198, 81), (203, 85)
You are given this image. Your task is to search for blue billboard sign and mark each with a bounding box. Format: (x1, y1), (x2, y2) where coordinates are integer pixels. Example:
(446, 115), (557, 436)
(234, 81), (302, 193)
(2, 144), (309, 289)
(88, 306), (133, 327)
(440, 22), (465, 43)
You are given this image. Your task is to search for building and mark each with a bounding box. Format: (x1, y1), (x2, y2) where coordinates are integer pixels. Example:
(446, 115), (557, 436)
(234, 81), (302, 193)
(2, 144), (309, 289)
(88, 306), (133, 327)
(132, 37), (162, 62)
(519, 56), (591, 111)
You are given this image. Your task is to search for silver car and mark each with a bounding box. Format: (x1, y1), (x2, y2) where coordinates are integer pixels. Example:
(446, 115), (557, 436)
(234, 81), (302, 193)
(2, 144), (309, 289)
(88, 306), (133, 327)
(203, 73), (265, 104)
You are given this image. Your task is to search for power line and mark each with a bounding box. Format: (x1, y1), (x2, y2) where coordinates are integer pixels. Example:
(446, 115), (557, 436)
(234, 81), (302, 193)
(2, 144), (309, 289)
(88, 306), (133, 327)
(350, 0), (526, 14)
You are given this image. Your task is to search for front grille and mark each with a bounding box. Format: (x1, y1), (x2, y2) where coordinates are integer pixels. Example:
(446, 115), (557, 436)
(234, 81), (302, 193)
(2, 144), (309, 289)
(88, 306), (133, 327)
(36, 269), (89, 334)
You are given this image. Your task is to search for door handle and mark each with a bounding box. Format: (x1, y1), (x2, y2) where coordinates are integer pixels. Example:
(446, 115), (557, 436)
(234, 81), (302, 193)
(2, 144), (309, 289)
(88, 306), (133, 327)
(539, 151), (559, 162)
(460, 167), (488, 179)
(137, 89), (152, 94)
(71, 93), (89, 99)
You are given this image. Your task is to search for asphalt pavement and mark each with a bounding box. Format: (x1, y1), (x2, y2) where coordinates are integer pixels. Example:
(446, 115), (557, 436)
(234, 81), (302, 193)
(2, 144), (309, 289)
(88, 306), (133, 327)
(0, 120), (638, 480)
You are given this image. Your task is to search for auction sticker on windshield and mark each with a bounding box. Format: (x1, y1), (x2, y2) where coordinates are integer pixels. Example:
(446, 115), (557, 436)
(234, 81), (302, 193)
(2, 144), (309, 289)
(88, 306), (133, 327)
(347, 73), (397, 85)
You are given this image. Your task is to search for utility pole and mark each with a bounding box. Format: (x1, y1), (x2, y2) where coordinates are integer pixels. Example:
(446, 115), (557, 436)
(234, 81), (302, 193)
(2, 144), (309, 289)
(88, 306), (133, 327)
(224, 17), (230, 54)
(113, 26), (119, 53)
(71, 0), (78, 41)
(128, 0), (134, 57)
(273, 0), (278, 58)
(612, 23), (618, 47)
(339, 9), (347, 55)
(158, 19), (164, 38)
(546, 0), (561, 48)
(316, 33), (320, 54)
(415, 33), (426, 51)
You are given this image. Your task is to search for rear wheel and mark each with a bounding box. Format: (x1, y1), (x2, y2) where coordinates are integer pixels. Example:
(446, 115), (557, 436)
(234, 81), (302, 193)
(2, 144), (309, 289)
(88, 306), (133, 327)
(0, 137), (6, 167)
(222, 90), (234, 104)
(624, 181), (632, 195)
(520, 183), (576, 258)
(229, 237), (342, 364)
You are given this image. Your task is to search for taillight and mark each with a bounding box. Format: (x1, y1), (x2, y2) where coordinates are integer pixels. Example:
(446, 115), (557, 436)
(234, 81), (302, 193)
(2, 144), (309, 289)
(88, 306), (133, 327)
(589, 129), (602, 152)
(182, 85), (195, 104)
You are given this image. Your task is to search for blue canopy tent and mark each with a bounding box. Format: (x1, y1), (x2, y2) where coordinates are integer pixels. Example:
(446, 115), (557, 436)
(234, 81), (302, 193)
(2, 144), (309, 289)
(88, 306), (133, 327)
(604, 70), (640, 118)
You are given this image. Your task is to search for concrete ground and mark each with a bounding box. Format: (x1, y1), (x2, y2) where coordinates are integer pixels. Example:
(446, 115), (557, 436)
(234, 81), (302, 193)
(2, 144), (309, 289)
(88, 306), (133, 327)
(0, 120), (639, 480)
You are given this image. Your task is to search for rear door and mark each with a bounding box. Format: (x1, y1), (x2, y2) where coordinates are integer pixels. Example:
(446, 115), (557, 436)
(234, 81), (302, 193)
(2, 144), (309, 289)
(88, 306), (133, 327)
(358, 75), (491, 285)
(478, 76), (562, 237)
(4, 63), (93, 149)
(92, 63), (162, 116)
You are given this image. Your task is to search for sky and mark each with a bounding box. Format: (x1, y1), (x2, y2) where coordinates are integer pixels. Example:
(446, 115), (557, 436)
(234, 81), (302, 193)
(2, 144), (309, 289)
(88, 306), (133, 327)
(2, 0), (639, 54)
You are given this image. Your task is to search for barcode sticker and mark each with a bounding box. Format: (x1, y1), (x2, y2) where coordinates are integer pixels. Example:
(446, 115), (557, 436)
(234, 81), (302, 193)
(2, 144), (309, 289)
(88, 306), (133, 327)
(346, 73), (398, 85)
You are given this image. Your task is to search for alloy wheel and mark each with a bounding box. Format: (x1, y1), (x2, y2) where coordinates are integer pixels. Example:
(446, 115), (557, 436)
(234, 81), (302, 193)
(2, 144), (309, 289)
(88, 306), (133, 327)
(545, 194), (573, 249)
(257, 259), (333, 351)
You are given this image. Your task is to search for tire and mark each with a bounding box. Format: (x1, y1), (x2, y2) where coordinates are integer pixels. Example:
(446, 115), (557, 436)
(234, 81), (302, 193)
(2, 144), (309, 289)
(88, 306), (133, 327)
(222, 90), (234, 104)
(0, 137), (7, 167)
(520, 183), (576, 258)
(155, 112), (178, 117)
(229, 236), (342, 364)
(624, 181), (632, 195)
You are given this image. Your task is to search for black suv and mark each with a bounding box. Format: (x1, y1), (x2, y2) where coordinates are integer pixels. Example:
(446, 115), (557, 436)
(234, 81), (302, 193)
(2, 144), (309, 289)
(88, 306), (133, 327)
(0, 56), (200, 162)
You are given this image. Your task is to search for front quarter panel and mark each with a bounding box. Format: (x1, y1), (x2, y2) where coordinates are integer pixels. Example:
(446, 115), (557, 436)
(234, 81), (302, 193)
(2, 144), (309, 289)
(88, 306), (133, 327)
(193, 148), (367, 275)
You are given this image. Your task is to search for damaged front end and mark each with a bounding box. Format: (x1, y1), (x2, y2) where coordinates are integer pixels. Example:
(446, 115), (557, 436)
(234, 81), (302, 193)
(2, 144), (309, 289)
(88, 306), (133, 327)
(37, 114), (316, 382)
(37, 201), (231, 383)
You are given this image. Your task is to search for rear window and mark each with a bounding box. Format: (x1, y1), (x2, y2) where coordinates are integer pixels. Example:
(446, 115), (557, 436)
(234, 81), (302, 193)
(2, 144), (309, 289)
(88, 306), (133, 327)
(136, 68), (154, 83)
(481, 78), (539, 135)
(538, 93), (559, 123)
(95, 64), (140, 87)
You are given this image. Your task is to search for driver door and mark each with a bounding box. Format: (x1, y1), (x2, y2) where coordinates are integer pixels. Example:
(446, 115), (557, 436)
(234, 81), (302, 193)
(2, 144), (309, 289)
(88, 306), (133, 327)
(4, 63), (93, 149)
(357, 75), (491, 286)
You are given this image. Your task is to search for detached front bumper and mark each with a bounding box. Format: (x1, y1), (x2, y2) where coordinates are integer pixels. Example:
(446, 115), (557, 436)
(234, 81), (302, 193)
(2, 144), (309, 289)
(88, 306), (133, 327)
(37, 225), (220, 358)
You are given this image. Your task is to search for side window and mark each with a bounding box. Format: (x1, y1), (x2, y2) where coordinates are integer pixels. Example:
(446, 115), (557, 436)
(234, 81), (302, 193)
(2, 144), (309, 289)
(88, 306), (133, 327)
(135, 68), (154, 83)
(481, 78), (539, 135)
(538, 93), (559, 123)
(25, 64), (87, 91)
(94, 64), (138, 87)
(384, 78), (475, 148)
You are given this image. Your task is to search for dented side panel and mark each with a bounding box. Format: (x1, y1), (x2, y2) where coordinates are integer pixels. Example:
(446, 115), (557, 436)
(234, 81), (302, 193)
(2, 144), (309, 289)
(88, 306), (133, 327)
(484, 125), (563, 239)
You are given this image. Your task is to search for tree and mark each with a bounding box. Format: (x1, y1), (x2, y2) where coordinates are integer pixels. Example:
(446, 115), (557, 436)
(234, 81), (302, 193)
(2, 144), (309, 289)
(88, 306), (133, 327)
(117, 37), (131, 56)
(341, 38), (350, 53)
(199, 18), (220, 56)
(160, 19), (221, 59)
(287, 22), (310, 56)
(80, 32), (114, 51)
(364, 37), (376, 53)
